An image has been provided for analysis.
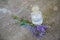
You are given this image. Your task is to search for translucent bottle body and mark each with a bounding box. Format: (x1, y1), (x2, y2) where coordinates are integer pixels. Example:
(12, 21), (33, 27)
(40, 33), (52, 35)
(31, 11), (43, 25)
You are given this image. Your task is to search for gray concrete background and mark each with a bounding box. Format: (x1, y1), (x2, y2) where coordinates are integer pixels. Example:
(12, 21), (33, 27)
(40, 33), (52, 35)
(0, 0), (60, 40)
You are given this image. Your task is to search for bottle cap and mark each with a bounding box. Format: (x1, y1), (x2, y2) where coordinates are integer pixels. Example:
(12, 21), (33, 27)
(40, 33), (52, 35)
(32, 5), (39, 12)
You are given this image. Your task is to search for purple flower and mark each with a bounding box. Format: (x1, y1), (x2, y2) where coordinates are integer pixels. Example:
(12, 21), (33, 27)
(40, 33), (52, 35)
(24, 24), (47, 38)
(35, 25), (47, 37)
(36, 25), (47, 32)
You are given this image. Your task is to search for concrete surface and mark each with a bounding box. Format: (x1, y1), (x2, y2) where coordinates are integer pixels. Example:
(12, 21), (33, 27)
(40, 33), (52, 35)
(0, 0), (60, 40)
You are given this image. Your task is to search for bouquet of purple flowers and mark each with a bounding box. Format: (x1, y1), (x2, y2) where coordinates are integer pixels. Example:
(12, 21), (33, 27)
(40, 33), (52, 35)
(19, 19), (47, 38)
(12, 16), (48, 38)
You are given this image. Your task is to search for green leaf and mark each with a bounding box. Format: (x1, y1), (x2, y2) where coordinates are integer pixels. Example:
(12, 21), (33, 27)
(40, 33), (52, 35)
(20, 19), (28, 25)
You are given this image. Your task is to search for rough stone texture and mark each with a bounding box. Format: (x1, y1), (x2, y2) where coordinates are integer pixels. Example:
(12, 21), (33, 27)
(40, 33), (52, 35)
(0, 0), (60, 40)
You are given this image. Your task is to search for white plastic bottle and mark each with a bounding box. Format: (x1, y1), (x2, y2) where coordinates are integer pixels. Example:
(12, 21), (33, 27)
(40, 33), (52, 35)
(31, 6), (43, 25)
